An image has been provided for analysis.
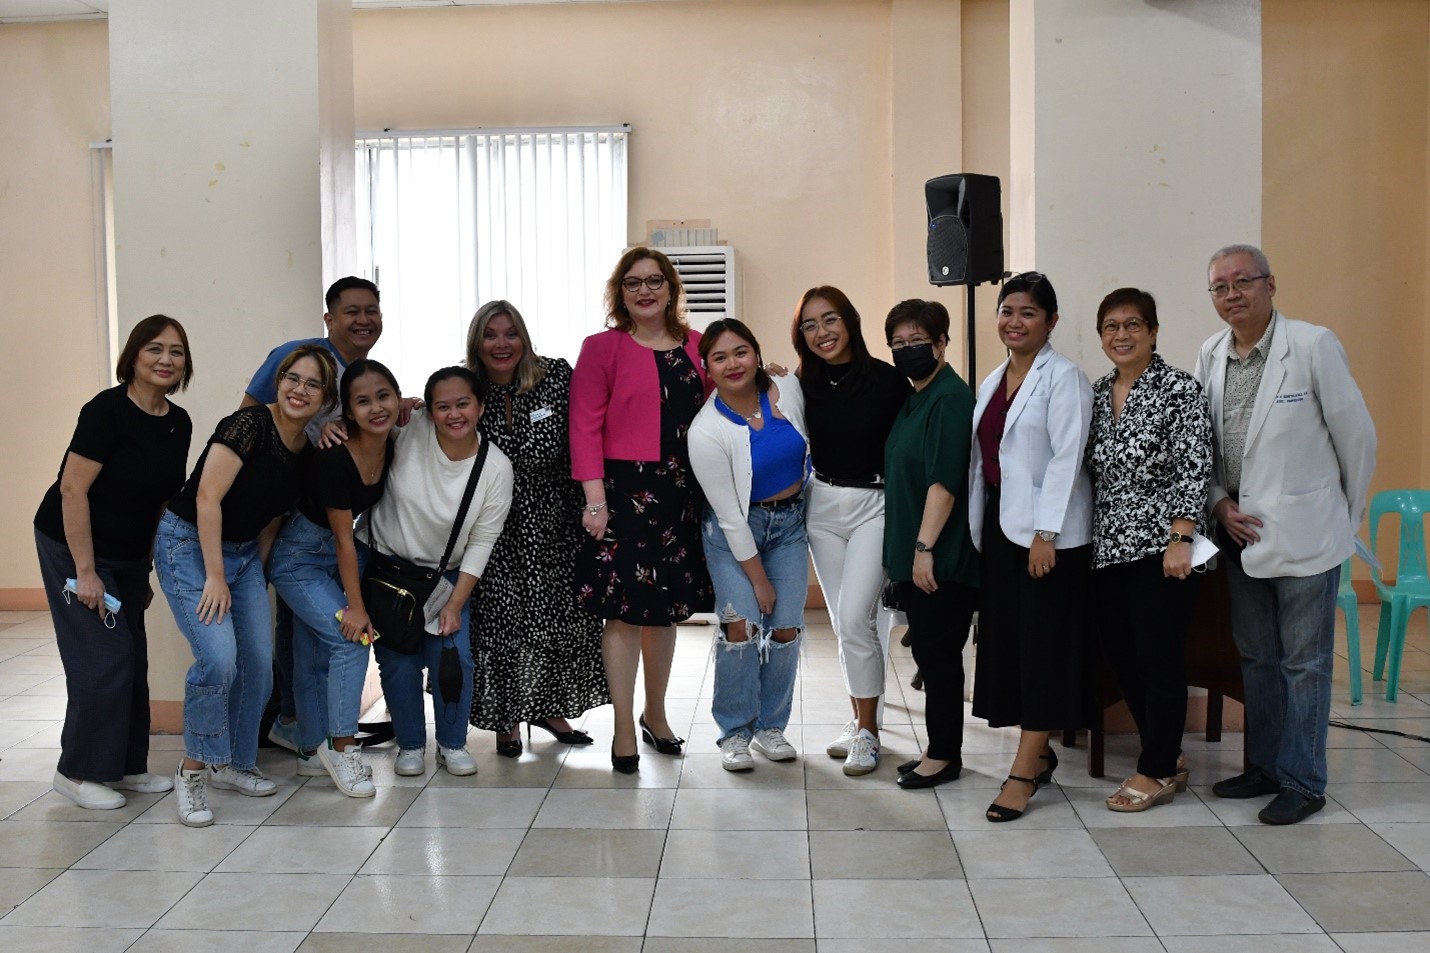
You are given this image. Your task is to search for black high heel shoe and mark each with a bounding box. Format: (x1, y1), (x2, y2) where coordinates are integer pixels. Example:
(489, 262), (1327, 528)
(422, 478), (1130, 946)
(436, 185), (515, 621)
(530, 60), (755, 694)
(986, 774), (1039, 822)
(611, 745), (640, 775)
(1035, 746), (1059, 785)
(495, 729), (522, 759)
(528, 719), (594, 746)
(639, 715), (685, 755)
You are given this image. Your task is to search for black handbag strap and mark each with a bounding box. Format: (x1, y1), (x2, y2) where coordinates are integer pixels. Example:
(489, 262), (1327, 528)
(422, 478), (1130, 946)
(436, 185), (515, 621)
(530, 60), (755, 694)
(364, 434), (491, 576)
(436, 436), (490, 575)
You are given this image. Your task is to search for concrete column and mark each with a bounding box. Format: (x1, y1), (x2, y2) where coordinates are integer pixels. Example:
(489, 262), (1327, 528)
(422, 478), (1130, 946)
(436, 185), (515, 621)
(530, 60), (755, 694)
(109, 0), (354, 730)
(1008, 0), (1262, 373)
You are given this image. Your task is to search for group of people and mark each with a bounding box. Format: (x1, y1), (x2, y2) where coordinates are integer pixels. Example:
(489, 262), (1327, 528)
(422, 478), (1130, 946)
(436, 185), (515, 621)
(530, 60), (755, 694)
(34, 241), (1375, 830)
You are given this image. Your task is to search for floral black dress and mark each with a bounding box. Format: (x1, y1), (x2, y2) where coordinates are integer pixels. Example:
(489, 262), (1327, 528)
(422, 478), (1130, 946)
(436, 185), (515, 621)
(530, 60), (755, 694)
(469, 358), (609, 730)
(575, 346), (713, 625)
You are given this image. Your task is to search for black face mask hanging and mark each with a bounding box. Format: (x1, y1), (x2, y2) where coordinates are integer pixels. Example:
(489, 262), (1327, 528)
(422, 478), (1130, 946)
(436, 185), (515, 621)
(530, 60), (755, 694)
(893, 343), (939, 382)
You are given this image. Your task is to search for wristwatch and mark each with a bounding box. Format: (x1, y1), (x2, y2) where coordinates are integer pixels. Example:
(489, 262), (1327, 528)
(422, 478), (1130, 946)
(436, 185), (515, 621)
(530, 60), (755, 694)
(1168, 531), (1195, 544)
(1034, 530), (1058, 543)
(914, 540), (931, 553)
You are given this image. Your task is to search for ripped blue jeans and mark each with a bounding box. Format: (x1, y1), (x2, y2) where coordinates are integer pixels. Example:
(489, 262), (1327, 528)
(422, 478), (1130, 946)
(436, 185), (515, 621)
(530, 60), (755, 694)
(703, 501), (807, 745)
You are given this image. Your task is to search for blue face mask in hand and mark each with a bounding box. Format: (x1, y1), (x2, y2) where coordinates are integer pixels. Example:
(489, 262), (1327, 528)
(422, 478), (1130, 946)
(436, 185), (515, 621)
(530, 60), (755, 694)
(892, 342), (939, 382)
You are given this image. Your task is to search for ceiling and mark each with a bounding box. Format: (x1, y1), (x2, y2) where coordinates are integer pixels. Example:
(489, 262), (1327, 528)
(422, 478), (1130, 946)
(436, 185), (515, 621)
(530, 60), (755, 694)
(0, 0), (664, 24)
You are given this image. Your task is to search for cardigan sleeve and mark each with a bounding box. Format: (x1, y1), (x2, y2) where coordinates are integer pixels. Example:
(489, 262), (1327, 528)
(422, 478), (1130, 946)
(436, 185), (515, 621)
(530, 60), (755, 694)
(688, 410), (761, 562)
(569, 332), (613, 482)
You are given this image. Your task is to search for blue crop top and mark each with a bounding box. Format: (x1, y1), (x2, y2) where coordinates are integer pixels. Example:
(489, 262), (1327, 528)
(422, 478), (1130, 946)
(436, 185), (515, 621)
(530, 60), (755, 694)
(715, 389), (809, 501)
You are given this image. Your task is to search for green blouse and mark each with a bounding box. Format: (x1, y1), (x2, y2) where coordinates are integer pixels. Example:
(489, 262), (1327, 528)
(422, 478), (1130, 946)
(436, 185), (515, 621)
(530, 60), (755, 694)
(882, 364), (980, 587)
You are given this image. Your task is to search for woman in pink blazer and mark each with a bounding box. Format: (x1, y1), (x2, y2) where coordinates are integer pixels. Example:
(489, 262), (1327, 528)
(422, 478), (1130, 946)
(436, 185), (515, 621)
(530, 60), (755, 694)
(570, 246), (713, 773)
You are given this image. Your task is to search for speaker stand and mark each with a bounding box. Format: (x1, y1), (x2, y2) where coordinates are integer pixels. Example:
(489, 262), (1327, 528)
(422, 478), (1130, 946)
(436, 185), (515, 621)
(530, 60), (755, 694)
(965, 282), (978, 385)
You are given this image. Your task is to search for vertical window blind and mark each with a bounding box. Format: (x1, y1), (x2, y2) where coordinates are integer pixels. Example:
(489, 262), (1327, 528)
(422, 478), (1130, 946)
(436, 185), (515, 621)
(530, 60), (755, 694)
(355, 126), (629, 388)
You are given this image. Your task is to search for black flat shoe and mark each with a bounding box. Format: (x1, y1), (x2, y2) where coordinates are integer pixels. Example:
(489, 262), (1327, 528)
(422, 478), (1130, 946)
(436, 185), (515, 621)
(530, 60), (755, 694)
(528, 719), (594, 746)
(495, 734), (522, 759)
(896, 761), (961, 790)
(611, 745), (640, 775)
(1212, 767), (1279, 799)
(986, 774), (1039, 822)
(1035, 747), (1059, 785)
(1258, 789), (1326, 825)
(896, 758), (921, 775)
(639, 715), (685, 755)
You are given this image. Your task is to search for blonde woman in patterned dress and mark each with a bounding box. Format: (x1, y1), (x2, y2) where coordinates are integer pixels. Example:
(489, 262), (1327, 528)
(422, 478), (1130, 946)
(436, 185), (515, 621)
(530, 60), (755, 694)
(465, 301), (608, 758)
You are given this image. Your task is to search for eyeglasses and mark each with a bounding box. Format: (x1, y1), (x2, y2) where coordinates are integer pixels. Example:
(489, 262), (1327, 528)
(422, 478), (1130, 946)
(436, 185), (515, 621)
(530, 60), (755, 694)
(280, 372), (325, 393)
(799, 314), (843, 335)
(1208, 275), (1269, 299)
(1100, 318), (1148, 336)
(889, 336), (932, 351)
(621, 274), (667, 293)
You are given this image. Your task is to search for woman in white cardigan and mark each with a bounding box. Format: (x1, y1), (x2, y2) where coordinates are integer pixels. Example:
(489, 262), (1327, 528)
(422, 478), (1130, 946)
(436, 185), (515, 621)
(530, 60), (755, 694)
(688, 319), (811, 773)
(969, 272), (1095, 822)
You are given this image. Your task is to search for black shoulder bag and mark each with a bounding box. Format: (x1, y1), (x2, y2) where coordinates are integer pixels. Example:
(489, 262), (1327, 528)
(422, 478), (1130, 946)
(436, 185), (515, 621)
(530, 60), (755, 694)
(362, 438), (490, 654)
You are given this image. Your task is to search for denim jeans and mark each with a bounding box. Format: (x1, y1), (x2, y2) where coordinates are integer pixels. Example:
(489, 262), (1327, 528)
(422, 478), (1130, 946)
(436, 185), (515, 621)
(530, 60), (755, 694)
(371, 568), (473, 750)
(269, 513), (370, 750)
(703, 501), (807, 744)
(1222, 552), (1339, 798)
(154, 510), (273, 770)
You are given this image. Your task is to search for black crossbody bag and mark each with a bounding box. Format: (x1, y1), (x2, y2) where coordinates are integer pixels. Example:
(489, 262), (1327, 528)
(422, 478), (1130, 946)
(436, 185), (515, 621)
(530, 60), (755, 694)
(362, 438), (489, 654)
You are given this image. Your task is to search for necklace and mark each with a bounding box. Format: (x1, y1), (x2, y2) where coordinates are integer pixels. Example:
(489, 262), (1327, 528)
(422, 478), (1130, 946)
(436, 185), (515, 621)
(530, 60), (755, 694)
(720, 395), (762, 423)
(827, 363), (852, 388)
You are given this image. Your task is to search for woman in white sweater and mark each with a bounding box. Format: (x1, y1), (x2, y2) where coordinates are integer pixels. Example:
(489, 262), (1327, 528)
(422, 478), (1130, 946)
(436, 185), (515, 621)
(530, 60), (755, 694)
(366, 366), (514, 778)
(688, 319), (810, 772)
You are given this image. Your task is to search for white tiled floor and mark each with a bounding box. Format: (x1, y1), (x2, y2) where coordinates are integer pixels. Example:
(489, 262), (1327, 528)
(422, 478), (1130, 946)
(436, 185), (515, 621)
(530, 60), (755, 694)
(2, 604), (1430, 951)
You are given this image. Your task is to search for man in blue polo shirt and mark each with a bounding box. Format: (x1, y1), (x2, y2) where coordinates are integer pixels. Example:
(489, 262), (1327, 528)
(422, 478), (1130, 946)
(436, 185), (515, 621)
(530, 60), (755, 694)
(241, 276), (382, 753)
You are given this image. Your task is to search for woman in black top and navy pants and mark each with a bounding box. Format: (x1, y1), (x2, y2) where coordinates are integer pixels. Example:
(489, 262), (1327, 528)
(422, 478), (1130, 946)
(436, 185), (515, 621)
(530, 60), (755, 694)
(34, 315), (194, 810)
(793, 287), (911, 776)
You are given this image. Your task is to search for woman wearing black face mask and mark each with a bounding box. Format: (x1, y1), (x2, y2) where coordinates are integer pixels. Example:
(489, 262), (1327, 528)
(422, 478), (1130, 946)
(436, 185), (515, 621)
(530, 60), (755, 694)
(968, 271), (1094, 822)
(882, 299), (980, 791)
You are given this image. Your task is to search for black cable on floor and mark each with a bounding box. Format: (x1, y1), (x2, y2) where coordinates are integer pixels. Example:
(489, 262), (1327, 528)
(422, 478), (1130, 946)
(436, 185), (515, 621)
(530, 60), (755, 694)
(1330, 719), (1430, 744)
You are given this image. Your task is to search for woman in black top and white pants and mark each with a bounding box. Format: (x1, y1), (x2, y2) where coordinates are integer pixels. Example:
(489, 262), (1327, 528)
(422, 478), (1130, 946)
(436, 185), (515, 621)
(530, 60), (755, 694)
(34, 316), (194, 810)
(793, 287), (911, 776)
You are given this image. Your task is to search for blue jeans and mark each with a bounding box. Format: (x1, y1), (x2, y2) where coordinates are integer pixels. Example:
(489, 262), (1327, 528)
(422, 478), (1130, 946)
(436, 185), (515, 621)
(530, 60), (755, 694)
(269, 513), (370, 750)
(154, 510), (273, 770)
(1222, 553), (1339, 798)
(371, 568), (473, 750)
(703, 501), (807, 744)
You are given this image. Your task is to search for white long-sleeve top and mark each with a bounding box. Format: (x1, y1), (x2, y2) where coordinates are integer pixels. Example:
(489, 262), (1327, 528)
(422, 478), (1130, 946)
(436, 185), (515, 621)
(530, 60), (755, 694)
(367, 409), (514, 579)
(688, 378), (808, 562)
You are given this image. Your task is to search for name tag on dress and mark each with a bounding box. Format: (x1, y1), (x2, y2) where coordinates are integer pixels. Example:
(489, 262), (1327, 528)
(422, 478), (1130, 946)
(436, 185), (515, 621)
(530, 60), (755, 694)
(529, 406), (554, 423)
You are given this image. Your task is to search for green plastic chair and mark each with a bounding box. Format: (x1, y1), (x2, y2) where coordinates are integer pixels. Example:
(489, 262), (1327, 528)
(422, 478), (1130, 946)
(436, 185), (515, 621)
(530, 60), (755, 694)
(1337, 559), (1363, 705)
(1370, 489), (1430, 701)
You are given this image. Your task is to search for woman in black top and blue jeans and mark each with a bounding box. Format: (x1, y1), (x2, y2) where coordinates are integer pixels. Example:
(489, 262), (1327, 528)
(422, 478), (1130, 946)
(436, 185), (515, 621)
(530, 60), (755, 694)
(156, 343), (336, 827)
(33, 315), (194, 810)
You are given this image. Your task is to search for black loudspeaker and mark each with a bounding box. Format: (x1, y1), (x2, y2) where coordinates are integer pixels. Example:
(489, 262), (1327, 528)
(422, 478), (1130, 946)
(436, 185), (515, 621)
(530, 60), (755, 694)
(925, 173), (1004, 286)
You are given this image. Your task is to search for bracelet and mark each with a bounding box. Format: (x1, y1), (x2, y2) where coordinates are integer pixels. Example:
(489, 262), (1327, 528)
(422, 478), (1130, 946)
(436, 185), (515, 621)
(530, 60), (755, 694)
(585, 501), (607, 515)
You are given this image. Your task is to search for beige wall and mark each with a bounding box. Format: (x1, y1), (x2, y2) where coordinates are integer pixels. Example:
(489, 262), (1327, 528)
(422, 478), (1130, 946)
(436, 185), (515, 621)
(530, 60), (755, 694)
(0, 21), (111, 600)
(1263, 0), (1429, 543)
(354, 0), (905, 366)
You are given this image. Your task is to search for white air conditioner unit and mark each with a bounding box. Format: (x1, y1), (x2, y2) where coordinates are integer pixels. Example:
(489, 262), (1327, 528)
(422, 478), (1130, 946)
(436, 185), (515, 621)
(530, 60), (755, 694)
(664, 246), (737, 324)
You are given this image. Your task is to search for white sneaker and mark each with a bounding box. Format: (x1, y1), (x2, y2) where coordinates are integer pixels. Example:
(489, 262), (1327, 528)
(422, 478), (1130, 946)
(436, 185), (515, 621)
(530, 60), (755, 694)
(720, 734), (755, 772)
(266, 719), (300, 753)
(295, 749), (325, 777)
(826, 720), (859, 759)
(208, 765), (278, 797)
(53, 771), (125, 810)
(319, 740), (376, 797)
(751, 728), (798, 762)
(174, 764), (214, 827)
(394, 747), (426, 777)
(106, 772), (174, 794)
(437, 745), (478, 777)
(842, 729), (880, 776)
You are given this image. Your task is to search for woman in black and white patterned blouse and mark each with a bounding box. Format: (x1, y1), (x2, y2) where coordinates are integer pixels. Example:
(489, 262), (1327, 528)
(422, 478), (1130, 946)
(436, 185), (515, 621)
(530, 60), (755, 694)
(1085, 287), (1212, 813)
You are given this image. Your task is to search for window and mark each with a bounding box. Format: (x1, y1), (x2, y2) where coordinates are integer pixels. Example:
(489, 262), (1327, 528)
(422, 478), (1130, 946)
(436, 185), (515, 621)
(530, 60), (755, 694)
(355, 126), (629, 388)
